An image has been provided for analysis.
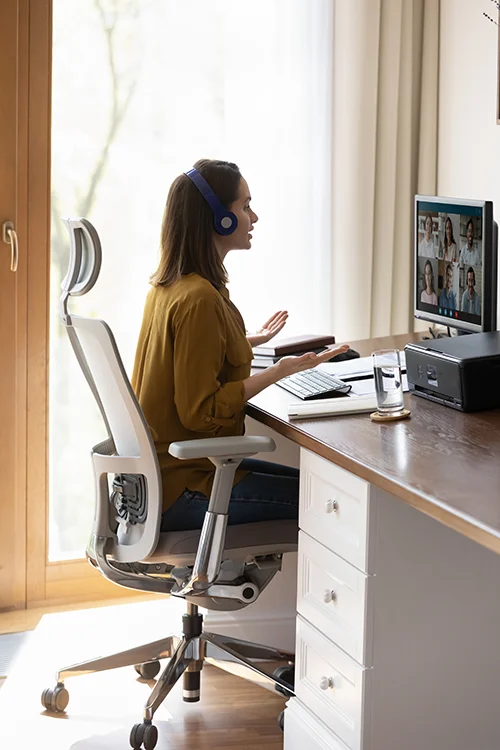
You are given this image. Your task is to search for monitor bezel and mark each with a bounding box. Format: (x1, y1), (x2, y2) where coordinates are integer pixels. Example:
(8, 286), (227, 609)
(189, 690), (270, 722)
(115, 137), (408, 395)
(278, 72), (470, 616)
(414, 195), (496, 334)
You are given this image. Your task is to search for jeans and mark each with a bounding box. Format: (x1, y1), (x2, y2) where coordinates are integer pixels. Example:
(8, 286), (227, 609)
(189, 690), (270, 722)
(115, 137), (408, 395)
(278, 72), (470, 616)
(160, 458), (299, 532)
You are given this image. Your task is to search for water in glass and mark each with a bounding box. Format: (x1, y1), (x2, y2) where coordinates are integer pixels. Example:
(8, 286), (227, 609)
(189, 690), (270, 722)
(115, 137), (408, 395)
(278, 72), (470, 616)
(372, 350), (404, 415)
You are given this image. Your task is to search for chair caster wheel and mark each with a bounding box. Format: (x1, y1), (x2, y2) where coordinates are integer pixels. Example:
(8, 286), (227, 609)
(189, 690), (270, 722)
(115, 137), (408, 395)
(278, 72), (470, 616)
(41, 684), (70, 713)
(278, 709), (285, 731)
(130, 722), (158, 750)
(134, 660), (161, 680)
(273, 664), (294, 696)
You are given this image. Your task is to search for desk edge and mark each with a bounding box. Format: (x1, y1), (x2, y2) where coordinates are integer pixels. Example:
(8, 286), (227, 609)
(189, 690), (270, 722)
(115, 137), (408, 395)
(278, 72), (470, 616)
(247, 403), (500, 556)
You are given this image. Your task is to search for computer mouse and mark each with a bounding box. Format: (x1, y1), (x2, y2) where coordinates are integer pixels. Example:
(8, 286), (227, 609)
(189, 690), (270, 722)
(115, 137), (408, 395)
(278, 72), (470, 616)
(328, 347), (360, 362)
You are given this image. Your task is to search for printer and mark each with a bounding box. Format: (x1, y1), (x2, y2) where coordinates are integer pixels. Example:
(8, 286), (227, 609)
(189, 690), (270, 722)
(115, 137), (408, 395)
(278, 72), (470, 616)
(405, 331), (500, 412)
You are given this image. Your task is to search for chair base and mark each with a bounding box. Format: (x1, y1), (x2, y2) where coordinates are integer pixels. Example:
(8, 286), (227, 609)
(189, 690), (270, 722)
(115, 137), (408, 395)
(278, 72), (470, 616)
(41, 603), (294, 750)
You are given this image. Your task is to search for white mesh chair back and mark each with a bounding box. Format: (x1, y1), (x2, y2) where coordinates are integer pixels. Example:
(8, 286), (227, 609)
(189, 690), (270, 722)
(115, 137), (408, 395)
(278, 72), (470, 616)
(60, 218), (161, 563)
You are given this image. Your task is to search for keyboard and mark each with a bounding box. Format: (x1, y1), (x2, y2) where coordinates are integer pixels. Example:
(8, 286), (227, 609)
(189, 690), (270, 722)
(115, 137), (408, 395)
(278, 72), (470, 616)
(276, 369), (352, 400)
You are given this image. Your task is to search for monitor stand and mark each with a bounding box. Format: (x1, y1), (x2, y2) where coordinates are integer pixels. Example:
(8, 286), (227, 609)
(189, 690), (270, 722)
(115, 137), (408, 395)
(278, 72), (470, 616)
(424, 325), (473, 340)
(423, 325), (453, 340)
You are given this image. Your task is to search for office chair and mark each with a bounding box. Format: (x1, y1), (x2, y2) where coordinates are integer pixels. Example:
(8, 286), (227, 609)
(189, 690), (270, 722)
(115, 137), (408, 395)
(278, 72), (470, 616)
(41, 218), (297, 749)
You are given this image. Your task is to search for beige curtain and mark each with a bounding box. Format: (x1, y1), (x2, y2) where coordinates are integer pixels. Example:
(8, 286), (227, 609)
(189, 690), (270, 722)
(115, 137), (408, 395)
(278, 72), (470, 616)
(330, 0), (440, 341)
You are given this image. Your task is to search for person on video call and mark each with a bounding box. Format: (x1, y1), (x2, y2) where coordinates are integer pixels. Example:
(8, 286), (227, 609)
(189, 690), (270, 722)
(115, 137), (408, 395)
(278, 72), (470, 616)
(418, 214), (435, 258)
(438, 263), (457, 310)
(131, 158), (349, 532)
(420, 260), (438, 305)
(441, 216), (458, 262)
(459, 218), (482, 266)
(461, 266), (481, 315)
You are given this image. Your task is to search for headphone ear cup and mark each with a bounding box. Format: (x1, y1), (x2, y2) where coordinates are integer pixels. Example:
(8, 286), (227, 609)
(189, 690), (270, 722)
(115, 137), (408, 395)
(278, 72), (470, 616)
(215, 210), (238, 235)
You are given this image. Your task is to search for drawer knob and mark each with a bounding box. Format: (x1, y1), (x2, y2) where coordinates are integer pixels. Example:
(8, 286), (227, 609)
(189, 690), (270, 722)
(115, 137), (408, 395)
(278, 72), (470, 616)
(319, 676), (335, 690)
(323, 589), (337, 604)
(325, 499), (339, 514)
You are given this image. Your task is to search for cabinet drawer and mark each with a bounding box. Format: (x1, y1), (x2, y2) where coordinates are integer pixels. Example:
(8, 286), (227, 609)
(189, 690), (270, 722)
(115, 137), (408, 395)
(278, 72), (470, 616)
(296, 616), (372, 750)
(297, 531), (374, 666)
(284, 698), (350, 750)
(299, 449), (374, 572)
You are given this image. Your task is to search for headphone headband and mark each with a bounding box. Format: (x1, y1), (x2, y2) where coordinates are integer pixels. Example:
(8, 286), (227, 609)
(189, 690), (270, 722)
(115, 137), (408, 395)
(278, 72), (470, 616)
(184, 168), (237, 235)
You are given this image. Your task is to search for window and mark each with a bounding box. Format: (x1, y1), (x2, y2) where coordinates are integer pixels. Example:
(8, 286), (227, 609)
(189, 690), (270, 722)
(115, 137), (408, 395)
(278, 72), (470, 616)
(49, 0), (334, 559)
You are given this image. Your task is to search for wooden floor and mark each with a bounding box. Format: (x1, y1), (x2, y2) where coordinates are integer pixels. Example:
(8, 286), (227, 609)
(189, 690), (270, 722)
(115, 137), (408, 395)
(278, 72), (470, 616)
(0, 593), (157, 635)
(0, 597), (286, 749)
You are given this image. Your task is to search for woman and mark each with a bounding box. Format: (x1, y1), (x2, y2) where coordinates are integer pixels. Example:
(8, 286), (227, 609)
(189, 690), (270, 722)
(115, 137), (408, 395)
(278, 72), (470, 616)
(420, 259), (437, 305)
(132, 158), (348, 531)
(418, 214), (435, 258)
(442, 216), (458, 262)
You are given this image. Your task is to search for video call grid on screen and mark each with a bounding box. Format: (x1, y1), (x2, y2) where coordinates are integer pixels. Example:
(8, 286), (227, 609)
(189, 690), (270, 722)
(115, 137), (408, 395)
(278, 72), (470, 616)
(415, 197), (488, 333)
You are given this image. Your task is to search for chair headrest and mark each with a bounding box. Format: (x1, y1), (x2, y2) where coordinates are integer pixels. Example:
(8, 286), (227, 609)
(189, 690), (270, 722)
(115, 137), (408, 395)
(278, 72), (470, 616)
(60, 218), (102, 322)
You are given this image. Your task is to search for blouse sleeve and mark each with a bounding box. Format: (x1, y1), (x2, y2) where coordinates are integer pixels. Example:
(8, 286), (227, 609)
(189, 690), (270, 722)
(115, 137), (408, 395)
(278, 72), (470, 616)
(172, 296), (246, 434)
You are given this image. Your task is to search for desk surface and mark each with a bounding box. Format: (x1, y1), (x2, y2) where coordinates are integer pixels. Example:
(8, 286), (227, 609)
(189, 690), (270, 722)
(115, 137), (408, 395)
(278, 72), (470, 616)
(247, 333), (500, 555)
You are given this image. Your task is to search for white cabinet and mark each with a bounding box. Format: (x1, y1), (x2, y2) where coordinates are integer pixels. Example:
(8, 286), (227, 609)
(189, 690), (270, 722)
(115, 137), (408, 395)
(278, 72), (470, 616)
(299, 449), (375, 573)
(297, 531), (373, 665)
(295, 616), (371, 750)
(287, 447), (500, 750)
(293, 448), (373, 750)
(284, 698), (350, 750)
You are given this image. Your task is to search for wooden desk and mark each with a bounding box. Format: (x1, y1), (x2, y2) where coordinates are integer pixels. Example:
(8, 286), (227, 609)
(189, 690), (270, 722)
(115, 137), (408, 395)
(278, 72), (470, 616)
(247, 333), (500, 750)
(248, 332), (500, 555)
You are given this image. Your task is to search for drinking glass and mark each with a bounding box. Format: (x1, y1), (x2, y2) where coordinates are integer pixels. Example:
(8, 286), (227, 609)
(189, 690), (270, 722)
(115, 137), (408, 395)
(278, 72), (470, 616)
(371, 349), (404, 416)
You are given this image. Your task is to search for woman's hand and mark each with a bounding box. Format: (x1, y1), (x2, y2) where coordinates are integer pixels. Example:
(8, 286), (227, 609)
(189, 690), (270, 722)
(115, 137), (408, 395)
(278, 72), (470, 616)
(246, 310), (288, 347)
(242, 343), (350, 401)
(273, 344), (350, 380)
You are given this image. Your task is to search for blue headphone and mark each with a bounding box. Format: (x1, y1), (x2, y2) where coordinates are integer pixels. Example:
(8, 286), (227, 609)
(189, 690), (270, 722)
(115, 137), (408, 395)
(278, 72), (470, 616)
(184, 167), (237, 236)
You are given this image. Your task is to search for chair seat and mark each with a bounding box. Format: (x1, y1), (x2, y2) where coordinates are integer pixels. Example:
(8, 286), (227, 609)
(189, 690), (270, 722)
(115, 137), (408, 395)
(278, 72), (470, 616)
(146, 519), (298, 564)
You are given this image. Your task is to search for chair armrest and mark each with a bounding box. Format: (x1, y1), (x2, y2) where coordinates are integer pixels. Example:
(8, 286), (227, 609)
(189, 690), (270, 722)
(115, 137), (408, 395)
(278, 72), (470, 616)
(168, 434), (276, 597)
(169, 435), (275, 460)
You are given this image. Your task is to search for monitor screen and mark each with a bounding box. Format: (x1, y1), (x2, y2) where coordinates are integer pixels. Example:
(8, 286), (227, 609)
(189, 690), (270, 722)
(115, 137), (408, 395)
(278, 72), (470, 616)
(414, 196), (497, 333)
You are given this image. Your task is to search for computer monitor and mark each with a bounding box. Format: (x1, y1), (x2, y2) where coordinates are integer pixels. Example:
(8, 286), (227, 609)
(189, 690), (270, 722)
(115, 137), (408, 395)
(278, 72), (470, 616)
(414, 195), (498, 333)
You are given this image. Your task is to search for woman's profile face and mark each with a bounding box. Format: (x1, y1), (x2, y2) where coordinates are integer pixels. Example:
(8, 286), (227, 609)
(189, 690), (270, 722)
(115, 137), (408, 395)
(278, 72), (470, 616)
(425, 216), (432, 239)
(216, 176), (259, 254)
(446, 219), (452, 241)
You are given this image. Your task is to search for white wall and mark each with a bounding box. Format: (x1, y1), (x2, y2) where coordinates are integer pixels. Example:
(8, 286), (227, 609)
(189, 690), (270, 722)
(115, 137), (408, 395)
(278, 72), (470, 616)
(438, 0), (500, 325)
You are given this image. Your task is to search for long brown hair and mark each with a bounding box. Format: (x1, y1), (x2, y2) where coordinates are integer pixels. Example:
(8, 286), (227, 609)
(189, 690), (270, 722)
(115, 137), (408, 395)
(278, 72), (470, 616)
(423, 259), (435, 295)
(151, 158), (242, 288)
(443, 216), (456, 253)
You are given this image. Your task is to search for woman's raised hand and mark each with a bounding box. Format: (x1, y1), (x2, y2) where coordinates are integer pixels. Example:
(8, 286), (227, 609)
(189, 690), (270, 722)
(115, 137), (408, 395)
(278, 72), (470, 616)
(274, 344), (350, 380)
(246, 310), (288, 347)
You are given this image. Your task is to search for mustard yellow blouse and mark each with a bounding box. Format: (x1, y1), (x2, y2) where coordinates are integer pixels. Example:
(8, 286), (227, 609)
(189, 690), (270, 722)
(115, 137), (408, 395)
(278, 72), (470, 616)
(131, 274), (253, 512)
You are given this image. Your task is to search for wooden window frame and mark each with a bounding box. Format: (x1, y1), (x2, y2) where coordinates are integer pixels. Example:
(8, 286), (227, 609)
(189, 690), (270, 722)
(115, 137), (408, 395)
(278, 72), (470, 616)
(17, 0), (141, 608)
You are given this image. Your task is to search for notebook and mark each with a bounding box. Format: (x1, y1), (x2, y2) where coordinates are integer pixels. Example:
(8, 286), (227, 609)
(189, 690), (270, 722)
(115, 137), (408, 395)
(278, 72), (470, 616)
(287, 393), (378, 419)
(286, 371), (410, 418)
(253, 334), (335, 357)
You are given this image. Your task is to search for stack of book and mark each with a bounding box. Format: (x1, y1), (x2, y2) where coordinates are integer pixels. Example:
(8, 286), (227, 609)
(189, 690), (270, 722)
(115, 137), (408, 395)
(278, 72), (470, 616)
(251, 334), (336, 368)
